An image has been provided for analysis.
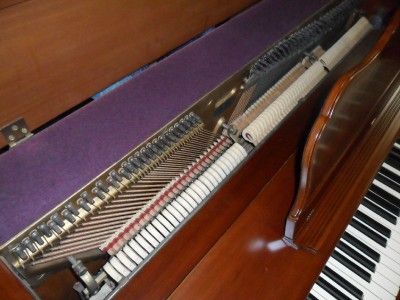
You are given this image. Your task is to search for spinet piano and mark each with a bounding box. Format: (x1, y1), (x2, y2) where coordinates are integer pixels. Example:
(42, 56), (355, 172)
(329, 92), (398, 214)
(0, 0), (399, 299)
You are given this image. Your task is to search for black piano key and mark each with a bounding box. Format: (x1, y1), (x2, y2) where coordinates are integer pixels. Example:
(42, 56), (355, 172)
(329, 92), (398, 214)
(336, 240), (376, 272)
(331, 250), (371, 282)
(379, 166), (400, 187)
(354, 210), (391, 238)
(361, 198), (397, 225)
(323, 266), (363, 300)
(392, 146), (400, 157)
(375, 173), (400, 194)
(386, 153), (400, 169)
(306, 293), (318, 300)
(341, 232), (380, 263)
(350, 219), (387, 247)
(316, 277), (351, 300)
(370, 184), (400, 209)
(365, 190), (400, 216)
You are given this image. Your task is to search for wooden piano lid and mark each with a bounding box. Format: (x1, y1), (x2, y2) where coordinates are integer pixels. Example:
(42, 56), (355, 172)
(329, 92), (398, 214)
(285, 8), (400, 250)
(0, 0), (256, 148)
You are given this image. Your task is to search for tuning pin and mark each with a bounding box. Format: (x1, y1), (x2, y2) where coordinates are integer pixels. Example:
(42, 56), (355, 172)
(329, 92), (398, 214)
(62, 209), (76, 223)
(13, 245), (28, 261)
(51, 213), (65, 227)
(107, 176), (120, 189)
(122, 162), (135, 173)
(128, 156), (143, 169)
(66, 203), (80, 216)
(118, 168), (131, 179)
(47, 220), (63, 235)
(38, 223), (53, 238)
(81, 191), (94, 204)
(30, 230), (44, 245)
(158, 136), (171, 147)
(21, 237), (37, 253)
(96, 181), (109, 193)
(110, 170), (123, 182)
(77, 198), (91, 212)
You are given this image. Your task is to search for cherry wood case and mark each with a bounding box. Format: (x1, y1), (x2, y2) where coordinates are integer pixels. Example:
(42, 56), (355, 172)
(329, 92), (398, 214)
(0, 0), (256, 148)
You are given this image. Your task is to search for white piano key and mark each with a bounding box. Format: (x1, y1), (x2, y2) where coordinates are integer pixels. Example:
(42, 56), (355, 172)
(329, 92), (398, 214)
(335, 247), (398, 296)
(165, 204), (184, 222)
(394, 143), (400, 150)
(103, 262), (123, 283)
(353, 214), (400, 255)
(310, 283), (334, 300)
(176, 195), (194, 213)
(109, 257), (130, 277)
(135, 234), (154, 253)
(358, 204), (400, 236)
(123, 244), (143, 264)
(151, 218), (170, 237)
(115, 251), (136, 271)
(161, 208), (180, 227)
(319, 272), (358, 300)
(179, 192), (197, 208)
(184, 187), (202, 204)
(373, 179), (400, 200)
(346, 225), (400, 263)
(327, 258), (394, 300)
(341, 237), (400, 282)
(145, 224), (164, 243)
(382, 163), (400, 177)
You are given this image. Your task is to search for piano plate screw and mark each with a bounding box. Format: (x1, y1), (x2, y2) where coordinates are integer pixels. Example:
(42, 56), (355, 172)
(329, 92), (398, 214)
(11, 125), (18, 131)
(21, 128), (28, 134)
(8, 135), (15, 141)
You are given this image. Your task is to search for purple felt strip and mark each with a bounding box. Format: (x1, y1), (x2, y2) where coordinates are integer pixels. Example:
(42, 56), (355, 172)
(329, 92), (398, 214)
(0, 0), (327, 244)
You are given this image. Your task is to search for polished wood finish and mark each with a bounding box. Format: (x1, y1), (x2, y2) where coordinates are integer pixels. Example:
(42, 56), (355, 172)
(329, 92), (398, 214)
(286, 9), (400, 249)
(0, 0), (256, 148)
(170, 15), (400, 300)
(0, 259), (33, 300)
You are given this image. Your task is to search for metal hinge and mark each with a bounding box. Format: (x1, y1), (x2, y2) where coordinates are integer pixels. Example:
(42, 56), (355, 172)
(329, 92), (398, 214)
(1, 118), (33, 147)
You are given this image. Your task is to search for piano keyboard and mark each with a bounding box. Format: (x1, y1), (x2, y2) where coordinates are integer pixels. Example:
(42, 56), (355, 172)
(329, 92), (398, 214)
(309, 141), (400, 300)
(95, 135), (249, 287)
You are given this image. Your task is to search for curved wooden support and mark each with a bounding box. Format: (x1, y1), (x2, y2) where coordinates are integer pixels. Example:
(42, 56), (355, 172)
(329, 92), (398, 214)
(285, 9), (400, 246)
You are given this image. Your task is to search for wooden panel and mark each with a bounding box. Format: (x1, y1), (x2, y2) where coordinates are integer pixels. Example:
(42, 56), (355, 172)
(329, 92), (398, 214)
(285, 9), (400, 247)
(0, 259), (33, 300)
(0, 0), (25, 9)
(0, 0), (256, 147)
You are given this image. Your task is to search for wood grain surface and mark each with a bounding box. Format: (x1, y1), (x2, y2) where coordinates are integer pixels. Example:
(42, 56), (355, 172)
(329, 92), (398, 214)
(287, 9), (400, 248)
(0, 0), (256, 147)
